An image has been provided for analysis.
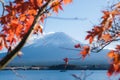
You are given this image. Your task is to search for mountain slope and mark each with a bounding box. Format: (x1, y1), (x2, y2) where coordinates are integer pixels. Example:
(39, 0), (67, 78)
(0, 32), (110, 66)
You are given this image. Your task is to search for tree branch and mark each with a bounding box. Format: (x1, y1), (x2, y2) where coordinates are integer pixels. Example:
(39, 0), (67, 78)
(0, 0), (5, 16)
(91, 38), (120, 53)
(0, 0), (53, 69)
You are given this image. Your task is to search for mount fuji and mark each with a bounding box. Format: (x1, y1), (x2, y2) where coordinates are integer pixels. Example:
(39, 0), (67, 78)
(0, 32), (110, 66)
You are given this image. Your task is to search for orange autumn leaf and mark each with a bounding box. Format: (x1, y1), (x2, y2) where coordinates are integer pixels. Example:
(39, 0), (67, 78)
(29, 0), (43, 9)
(80, 46), (90, 58)
(107, 46), (120, 76)
(36, 0), (43, 7)
(63, 0), (72, 4)
(89, 36), (93, 44)
(51, 1), (63, 13)
(102, 11), (110, 20)
(24, 16), (34, 32)
(85, 34), (94, 44)
(107, 64), (120, 76)
(113, 53), (120, 64)
(39, 14), (47, 23)
(101, 34), (111, 42)
(107, 50), (115, 59)
(107, 64), (115, 76)
(27, 9), (37, 16)
(113, 64), (120, 71)
(85, 26), (103, 44)
(19, 14), (26, 21)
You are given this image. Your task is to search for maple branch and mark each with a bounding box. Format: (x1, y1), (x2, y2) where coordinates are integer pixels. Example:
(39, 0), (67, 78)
(0, 0), (5, 16)
(91, 18), (120, 53)
(0, 0), (53, 69)
(91, 38), (120, 53)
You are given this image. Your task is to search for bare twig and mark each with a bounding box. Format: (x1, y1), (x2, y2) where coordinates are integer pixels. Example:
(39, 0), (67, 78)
(72, 71), (94, 80)
(91, 38), (120, 53)
(0, 0), (5, 16)
(11, 68), (25, 79)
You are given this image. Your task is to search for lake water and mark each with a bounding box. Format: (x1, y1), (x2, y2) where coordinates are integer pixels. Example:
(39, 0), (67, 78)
(0, 70), (120, 80)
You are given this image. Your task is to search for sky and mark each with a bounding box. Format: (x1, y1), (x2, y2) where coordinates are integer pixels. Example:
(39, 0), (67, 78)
(43, 0), (118, 44)
(0, 0), (119, 48)
(44, 0), (107, 43)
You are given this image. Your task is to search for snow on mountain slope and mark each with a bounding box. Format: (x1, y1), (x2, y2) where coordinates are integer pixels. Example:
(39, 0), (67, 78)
(0, 32), (110, 66)
(26, 32), (79, 47)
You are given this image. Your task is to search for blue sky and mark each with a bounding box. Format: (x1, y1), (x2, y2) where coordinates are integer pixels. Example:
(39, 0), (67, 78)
(44, 0), (118, 44)
(0, 0), (118, 45)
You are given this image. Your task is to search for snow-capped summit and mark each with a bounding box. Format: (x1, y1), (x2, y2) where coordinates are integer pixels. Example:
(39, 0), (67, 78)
(27, 32), (79, 47)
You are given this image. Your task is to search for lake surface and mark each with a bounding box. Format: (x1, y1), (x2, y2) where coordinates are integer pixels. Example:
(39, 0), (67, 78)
(0, 70), (120, 80)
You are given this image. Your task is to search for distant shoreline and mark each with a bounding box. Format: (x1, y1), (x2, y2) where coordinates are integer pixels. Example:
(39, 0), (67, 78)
(2, 64), (109, 70)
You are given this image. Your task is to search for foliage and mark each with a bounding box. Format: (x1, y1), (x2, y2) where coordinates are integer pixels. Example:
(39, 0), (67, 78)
(0, 0), (120, 77)
(74, 2), (120, 76)
(0, 0), (72, 69)
(0, 0), (72, 52)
